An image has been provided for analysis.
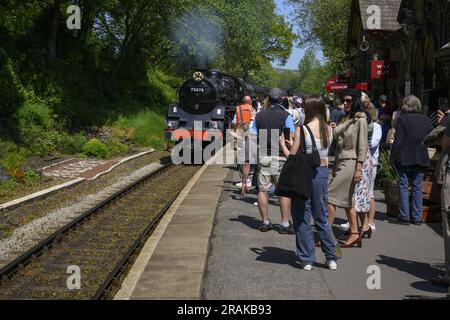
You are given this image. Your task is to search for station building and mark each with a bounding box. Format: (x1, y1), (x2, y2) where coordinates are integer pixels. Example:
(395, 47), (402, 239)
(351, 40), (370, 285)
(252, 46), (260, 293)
(344, 0), (450, 119)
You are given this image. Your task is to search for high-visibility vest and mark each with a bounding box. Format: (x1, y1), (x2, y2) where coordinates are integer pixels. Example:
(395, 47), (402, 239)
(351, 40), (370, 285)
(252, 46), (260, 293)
(236, 104), (253, 126)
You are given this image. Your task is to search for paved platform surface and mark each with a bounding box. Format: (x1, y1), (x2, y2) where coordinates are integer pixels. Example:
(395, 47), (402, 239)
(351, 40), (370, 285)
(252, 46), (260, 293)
(202, 168), (449, 300)
(115, 163), (229, 299)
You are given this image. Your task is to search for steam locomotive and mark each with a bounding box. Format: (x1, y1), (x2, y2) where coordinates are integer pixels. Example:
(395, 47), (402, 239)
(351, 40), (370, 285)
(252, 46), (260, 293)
(165, 69), (267, 142)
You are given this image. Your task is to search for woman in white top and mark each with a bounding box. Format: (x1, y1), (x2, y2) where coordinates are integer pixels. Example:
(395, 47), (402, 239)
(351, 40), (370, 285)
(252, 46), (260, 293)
(280, 96), (341, 271)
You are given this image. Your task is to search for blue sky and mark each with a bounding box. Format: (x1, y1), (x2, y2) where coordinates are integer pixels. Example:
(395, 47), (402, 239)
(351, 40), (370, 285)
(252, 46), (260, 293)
(273, 0), (324, 70)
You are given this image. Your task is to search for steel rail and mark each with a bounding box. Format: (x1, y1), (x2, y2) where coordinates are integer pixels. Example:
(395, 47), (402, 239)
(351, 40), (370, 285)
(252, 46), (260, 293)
(0, 161), (173, 283)
(93, 186), (182, 299)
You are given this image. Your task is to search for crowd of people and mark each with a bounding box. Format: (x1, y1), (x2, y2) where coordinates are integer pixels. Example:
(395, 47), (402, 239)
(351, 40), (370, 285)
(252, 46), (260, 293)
(232, 87), (450, 281)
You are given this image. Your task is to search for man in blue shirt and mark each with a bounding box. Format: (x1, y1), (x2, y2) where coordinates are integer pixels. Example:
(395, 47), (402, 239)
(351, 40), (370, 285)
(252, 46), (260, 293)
(251, 88), (295, 234)
(376, 94), (393, 143)
(330, 98), (346, 125)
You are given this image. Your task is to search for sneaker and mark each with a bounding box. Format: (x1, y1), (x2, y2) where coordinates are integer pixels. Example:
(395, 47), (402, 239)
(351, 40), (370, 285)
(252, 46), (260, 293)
(339, 222), (350, 231)
(411, 220), (422, 226)
(326, 260), (338, 270)
(295, 260), (313, 271)
(253, 202), (258, 206)
(259, 220), (273, 232)
(235, 180), (252, 188)
(279, 222), (295, 235)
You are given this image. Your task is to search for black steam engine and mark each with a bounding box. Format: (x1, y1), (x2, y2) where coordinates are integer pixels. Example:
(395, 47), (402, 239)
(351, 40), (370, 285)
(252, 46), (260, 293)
(165, 69), (267, 142)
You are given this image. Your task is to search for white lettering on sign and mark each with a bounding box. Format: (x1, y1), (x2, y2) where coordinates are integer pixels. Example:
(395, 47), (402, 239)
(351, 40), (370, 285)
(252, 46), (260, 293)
(366, 265), (381, 290)
(66, 265), (81, 290)
(66, 5), (81, 30)
(367, 5), (381, 30)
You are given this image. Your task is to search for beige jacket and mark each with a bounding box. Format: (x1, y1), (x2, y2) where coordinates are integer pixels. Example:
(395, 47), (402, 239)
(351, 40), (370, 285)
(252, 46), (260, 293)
(333, 112), (369, 162)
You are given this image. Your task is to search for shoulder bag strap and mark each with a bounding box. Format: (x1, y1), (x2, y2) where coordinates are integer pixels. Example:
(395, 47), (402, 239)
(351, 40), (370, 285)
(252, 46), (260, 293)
(299, 125), (307, 154)
(304, 125), (318, 152)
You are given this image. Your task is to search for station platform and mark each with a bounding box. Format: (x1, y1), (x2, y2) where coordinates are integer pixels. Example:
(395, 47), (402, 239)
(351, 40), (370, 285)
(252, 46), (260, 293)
(116, 160), (449, 300)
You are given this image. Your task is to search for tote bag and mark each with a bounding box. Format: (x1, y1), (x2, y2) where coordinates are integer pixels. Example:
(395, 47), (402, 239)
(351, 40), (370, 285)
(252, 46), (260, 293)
(275, 125), (321, 199)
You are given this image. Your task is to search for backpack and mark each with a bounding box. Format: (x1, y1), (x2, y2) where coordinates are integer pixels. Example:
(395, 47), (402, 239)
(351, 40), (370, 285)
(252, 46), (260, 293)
(280, 104), (305, 126)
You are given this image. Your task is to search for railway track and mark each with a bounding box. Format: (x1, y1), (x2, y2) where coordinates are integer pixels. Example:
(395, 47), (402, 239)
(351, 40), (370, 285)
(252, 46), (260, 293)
(0, 162), (200, 300)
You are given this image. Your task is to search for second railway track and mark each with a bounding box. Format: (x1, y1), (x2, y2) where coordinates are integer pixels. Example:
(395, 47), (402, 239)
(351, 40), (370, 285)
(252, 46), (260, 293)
(0, 163), (200, 300)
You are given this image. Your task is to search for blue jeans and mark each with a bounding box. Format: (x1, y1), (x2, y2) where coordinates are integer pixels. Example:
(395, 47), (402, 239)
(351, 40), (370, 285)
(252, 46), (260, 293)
(397, 166), (425, 222)
(292, 167), (338, 263)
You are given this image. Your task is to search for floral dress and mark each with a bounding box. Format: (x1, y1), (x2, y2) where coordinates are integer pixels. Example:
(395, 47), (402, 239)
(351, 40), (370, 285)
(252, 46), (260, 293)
(354, 149), (373, 213)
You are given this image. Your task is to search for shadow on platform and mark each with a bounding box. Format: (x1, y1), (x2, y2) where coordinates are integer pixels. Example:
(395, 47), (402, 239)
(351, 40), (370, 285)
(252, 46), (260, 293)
(376, 255), (448, 294)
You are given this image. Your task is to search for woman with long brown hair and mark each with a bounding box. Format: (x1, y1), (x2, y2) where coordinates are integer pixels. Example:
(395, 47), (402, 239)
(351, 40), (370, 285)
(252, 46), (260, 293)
(280, 96), (341, 270)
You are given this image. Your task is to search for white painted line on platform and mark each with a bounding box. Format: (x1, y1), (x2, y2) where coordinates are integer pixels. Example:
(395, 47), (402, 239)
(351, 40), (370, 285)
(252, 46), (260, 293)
(88, 149), (155, 181)
(0, 178), (85, 211)
(0, 149), (155, 210)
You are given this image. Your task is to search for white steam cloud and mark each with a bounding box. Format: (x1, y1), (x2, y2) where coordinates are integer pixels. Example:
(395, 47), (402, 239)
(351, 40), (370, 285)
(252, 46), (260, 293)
(172, 7), (225, 69)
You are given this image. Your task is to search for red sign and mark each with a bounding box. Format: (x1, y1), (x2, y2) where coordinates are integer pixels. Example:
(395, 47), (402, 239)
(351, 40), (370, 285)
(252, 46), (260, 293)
(371, 60), (385, 79)
(371, 60), (397, 79)
(326, 76), (349, 91)
(355, 83), (369, 91)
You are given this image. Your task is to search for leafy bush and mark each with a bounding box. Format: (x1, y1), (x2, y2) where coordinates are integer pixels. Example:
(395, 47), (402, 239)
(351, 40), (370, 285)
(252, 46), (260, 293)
(17, 102), (63, 156)
(0, 151), (25, 171)
(379, 150), (399, 183)
(25, 169), (40, 182)
(107, 139), (129, 156)
(0, 140), (18, 160)
(0, 48), (24, 138)
(114, 110), (166, 149)
(20, 125), (61, 156)
(18, 102), (58, 131)
(83, 139), (108, 158)
(57, 133), (88, 155)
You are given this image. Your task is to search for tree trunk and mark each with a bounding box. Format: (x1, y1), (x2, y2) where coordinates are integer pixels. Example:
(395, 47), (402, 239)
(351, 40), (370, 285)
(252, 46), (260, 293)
(47, 0), (62, 62)
(105, 33), (133, 88)
(79, 1), (95, 50)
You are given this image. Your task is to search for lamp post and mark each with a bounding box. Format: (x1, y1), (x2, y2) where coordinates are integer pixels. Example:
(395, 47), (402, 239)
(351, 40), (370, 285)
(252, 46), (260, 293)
(356, 33), (370, 92)
(401, 4), (417, 96)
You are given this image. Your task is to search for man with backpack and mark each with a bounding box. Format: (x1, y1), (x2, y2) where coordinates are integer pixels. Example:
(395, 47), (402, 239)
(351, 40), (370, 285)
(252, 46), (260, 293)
(252, 88), (295, 234)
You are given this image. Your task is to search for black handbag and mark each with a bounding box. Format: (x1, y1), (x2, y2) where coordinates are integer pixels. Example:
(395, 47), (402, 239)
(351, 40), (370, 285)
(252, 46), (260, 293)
(275, 125), (321, 199)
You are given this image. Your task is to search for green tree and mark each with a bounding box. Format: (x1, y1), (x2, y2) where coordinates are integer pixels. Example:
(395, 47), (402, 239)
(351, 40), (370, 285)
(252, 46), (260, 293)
(296, 49), (329, 94)
(222, 0), (296, 80)
(289, 0), (351, 71)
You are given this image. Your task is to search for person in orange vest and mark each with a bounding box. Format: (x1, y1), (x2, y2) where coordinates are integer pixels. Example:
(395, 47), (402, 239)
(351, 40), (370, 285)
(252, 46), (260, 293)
(233, 96), (254, 130)
(233, 96), (257, 195)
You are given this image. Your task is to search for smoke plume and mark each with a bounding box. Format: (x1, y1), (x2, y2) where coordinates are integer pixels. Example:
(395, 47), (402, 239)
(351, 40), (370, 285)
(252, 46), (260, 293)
(172, 7), (225, 69)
